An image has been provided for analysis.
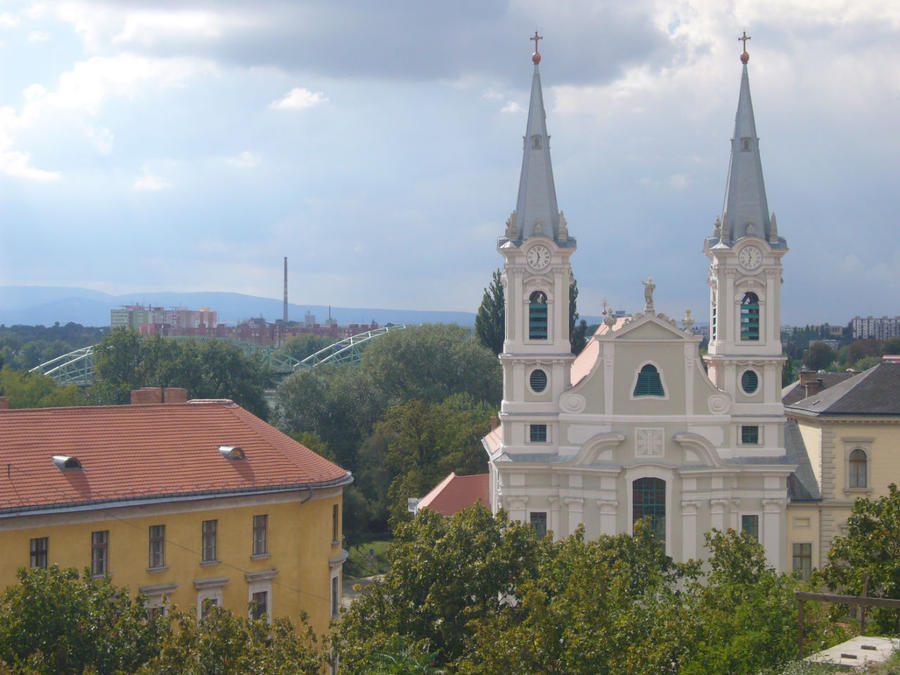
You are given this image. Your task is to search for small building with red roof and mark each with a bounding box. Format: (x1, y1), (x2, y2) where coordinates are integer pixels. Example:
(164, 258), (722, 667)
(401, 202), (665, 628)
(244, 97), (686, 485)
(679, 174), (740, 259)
(0, 388), (352, 635)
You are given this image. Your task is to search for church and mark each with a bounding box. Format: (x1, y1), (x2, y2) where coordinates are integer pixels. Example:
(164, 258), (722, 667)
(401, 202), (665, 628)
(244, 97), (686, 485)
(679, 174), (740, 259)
(479, 34), (796, 571)
(419, 34), (900, 576)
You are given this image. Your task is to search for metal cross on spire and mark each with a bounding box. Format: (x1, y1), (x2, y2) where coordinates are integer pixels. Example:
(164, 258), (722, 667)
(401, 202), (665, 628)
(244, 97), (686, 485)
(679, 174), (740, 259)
(738, 31), (751, 63)
(531, 30), (543, 64)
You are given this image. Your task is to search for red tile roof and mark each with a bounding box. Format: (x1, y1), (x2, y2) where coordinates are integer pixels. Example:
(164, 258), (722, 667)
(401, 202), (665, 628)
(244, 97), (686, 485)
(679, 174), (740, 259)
(0, 400), (350, 515)
(418, 472), (489, 517)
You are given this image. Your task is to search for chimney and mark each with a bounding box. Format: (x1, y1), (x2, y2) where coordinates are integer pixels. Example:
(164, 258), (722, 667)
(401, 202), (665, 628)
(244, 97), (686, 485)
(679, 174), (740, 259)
(0, 397), (9, 410)
(798, 369), (823, 398)
(490, 415), (499, 430)
(163, 388), (188, 404)
(131, 387), (163, 404)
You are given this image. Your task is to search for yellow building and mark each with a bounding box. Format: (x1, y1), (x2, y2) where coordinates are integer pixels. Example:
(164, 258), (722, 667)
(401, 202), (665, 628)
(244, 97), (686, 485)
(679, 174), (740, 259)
(0, 388), (351, 636)
(784, 362), (900, 577)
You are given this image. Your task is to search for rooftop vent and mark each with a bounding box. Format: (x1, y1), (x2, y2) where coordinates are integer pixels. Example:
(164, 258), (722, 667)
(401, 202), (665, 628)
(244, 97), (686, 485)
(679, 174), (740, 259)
(218, 445), (246, 460)
(52, 455), (82, 470)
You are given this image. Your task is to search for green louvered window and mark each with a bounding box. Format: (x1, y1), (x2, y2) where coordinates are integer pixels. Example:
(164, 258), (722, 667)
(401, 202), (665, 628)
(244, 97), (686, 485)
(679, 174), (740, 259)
(530, 512), (547, 539)
(529, 369), (548, 392)
(633, 364), (664, 397)
(741, 425), (759, 445)
(740, 292), (760, 341)
(633, 478), (665, 541)
(741, 370), (759, 394)
(741, 514), (759, 541)
(530, 424), (547, 443)
(529, 291), (548, 340)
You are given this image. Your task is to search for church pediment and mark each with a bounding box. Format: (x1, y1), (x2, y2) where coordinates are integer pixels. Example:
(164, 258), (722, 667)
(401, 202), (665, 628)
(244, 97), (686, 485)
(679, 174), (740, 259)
(609, 314), (693, 341)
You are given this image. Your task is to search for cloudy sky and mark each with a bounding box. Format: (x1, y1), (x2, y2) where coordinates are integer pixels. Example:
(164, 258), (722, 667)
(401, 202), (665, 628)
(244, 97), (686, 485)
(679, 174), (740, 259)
(0, 0), (897, 325)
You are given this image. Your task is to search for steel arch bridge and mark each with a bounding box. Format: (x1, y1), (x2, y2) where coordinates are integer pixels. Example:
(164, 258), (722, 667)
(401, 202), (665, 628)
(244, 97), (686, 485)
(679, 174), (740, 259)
(30, 325), (407, 386)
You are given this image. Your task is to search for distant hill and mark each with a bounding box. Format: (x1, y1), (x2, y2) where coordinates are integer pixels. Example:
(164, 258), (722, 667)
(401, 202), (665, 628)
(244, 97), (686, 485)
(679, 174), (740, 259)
(0, 286), (477, 328)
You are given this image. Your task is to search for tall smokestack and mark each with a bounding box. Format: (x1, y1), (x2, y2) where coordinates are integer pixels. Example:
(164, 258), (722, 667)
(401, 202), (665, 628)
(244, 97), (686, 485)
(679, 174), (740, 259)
(283, 257), (288, 324)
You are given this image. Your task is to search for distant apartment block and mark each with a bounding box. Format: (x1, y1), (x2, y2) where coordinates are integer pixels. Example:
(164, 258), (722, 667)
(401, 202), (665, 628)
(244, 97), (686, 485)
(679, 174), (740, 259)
(111, 304), (378, 348)
(852, 316), (900, 340)
(111, 305), (218, 332)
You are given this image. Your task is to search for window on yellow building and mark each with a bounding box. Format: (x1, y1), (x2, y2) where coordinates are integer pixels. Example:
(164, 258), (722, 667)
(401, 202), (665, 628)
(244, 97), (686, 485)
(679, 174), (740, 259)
(331, 576), (340, 618)
(251, 591), (268, 620)
(149, 525), (165, 569)
(200, 597), (218, 619)
(91, 531), (109, 576)
(792, 543), (812, 580)
(252, 515), (268, 557)
(849, 449), (868, 489)
(30, 537), (48, 569)
(332, 505), (340, 544)
(202, 520), (218, 563)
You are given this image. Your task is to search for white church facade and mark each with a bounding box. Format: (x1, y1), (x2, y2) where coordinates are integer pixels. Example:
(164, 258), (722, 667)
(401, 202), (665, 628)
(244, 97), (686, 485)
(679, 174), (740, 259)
(483, 38), (797, 571)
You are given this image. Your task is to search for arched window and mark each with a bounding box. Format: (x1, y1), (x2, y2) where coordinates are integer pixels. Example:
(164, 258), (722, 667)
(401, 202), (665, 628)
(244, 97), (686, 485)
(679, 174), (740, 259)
(849, 449), (867, 488)
(633, 477), (665, 541)
(633, 364), (664, 397)
(740, 292), (760, 341)
(529, 291), (548, 340)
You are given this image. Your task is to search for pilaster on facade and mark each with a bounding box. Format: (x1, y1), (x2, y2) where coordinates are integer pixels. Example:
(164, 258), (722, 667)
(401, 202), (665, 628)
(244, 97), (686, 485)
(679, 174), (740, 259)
(547, 496), (561, 538)
(563, 497), (584, 535)
(681, 499), (702, 561)
(596, 498), (618, 536)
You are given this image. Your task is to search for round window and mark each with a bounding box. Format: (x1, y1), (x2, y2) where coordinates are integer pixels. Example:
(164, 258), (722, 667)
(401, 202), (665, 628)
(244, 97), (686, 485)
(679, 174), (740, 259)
(741, 370), (759, 394)
(530, 369), (548, 393)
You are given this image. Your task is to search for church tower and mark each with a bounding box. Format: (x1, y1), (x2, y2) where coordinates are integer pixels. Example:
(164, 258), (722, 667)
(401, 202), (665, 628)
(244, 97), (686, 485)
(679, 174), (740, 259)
(497, 33), (576, 454)
(704, 36), (788, 457)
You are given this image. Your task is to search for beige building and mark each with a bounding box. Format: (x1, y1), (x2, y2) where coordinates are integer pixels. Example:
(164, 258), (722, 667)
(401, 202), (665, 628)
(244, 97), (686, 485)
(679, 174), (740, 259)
(783, 362), (900, 577)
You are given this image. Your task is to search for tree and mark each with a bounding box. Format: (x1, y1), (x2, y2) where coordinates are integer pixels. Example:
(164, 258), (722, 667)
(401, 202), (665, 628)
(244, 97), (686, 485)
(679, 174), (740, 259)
(360, 324), (501, 407)
(885, 337), (900, 355)
(0, 368), (84, 408)
(803, 342), (835, 371)
(569, 276), (588, 355)
(332, 506), (541, 672)
(278, 334), (337, 362)
(379, 394), (492, 525)
(89, 329), (271, 418)
(823, 484), (900, 633)
(0, 566), (169, 674)
(138, 605), (323, 675)
(475, 269), (505, 356)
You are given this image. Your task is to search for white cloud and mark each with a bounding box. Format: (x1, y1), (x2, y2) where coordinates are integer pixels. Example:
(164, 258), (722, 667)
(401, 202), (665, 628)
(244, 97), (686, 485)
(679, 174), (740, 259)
(20, 54), (215, 118)
(0, 147), (60, 181)
(501, 101), (523, 114)
(226, 150), (261, 168)
(27, 31), (50, 42)
(0, 13), (18, 28)
(133, 173), (170, 191)
(269, 87), (327, 111)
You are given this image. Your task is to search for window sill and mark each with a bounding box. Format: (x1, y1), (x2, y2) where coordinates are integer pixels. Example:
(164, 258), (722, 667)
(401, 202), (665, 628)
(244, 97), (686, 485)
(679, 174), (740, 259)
(146, 565), (169, 574)
(200, 559), (221, 567)
(331, 540), (341, 547)
(844, 487), (872, 495)
(250, 552), (271, 561)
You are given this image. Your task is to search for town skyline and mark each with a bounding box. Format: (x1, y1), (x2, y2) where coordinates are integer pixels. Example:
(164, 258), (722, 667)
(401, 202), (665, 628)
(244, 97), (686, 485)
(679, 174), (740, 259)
(0, 2), (897, 325)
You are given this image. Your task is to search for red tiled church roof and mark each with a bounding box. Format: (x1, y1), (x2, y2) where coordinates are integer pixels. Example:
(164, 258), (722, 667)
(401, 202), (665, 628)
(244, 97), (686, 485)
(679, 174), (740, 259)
(418, 472), (489, 517)
(0, 400), (350, 515)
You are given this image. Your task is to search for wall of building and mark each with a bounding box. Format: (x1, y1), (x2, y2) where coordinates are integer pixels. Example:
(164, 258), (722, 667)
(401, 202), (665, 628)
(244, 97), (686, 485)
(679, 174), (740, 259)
(0, 488), (343, 636)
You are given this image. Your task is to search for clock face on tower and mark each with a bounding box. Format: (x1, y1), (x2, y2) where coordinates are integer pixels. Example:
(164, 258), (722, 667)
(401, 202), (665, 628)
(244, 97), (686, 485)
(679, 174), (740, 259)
(738, 245), (762, 271)
(526, 244), (551, 271)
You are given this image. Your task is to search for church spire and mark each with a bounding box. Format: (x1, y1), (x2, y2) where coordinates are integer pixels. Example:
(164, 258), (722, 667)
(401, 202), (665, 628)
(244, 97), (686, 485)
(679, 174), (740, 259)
(719, 35), (779, 245)
(513, 31), (562, 242)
